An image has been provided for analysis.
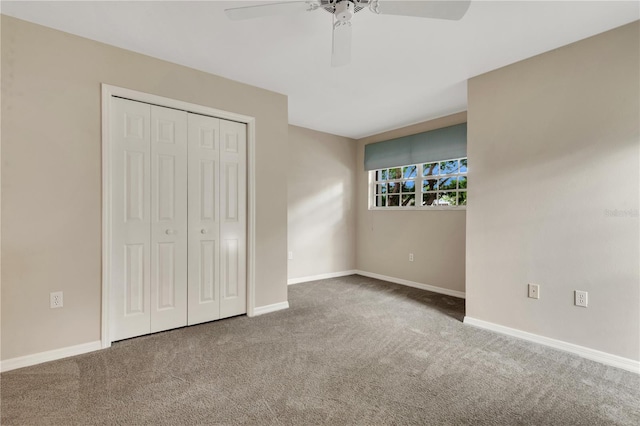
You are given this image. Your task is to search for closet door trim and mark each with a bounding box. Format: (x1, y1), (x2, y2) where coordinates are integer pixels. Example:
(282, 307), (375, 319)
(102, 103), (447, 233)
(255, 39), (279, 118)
(101, 84), (257, 348)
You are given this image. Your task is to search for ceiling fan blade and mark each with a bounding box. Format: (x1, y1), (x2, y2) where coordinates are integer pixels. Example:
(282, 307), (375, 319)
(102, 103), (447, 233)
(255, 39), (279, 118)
(370, 0), (471, 21)
(331, 21), (352, 67)
(225, 1), (320, 21)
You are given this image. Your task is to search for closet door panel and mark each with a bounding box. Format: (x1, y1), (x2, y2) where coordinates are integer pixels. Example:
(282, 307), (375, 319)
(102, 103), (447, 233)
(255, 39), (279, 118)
(110, 97), (249, 342)
(220, 120), (247, 318)
(111, 98), (152, 341)
(150, 105), (188, 333)
(187, 114), (221, 325)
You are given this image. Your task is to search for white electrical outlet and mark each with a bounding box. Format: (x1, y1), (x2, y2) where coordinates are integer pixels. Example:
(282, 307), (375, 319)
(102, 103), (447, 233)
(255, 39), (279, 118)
(50, 291), (63, 309)
(287, 251), (293, 260)
(575, 290), (588, 307)
(409, 253), (414, 262)
(528, 283), (540, 299)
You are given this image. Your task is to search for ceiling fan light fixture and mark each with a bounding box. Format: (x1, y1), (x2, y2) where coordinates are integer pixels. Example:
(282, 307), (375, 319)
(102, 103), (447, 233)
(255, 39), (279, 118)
(335, 1), (355, 21)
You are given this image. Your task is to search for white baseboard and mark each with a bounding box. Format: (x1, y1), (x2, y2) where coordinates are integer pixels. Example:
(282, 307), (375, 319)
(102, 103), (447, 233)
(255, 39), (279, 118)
(252, 301), (290, 316)
(464, 317), (639, 374)
(0, 340), (102, 373)
(288, 270), (357, 285)
(355, 270), (465, 299)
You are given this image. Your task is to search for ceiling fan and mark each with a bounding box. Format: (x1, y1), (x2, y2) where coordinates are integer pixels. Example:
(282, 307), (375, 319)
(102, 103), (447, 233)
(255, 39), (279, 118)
(224, 0), (471, 67)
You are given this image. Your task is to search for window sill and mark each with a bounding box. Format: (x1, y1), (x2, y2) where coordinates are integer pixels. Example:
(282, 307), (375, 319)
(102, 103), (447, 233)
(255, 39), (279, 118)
(368, 206), (467, 211)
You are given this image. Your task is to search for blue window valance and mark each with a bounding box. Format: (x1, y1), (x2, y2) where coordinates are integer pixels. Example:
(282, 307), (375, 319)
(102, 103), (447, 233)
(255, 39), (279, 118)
(364, 123), (467, 171)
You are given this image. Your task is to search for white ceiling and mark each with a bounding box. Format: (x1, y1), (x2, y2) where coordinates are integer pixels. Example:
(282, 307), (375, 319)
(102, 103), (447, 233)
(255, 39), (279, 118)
(2, 1), (638, 138)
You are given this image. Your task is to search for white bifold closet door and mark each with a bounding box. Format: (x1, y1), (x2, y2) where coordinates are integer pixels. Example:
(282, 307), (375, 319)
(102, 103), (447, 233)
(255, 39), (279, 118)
(110, 98), (188, 340)
(187, 114), (247, 325)
(150, 105), (188, 333)
(110, 97), (246, 342)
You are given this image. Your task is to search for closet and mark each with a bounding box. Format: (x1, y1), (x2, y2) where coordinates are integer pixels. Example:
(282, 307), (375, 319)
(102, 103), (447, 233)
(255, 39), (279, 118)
(109, 97), (246, 341)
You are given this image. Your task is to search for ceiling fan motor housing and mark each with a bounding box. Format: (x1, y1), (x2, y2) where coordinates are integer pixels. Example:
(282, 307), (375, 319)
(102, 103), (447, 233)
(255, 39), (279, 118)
(321, 0), (369, 16)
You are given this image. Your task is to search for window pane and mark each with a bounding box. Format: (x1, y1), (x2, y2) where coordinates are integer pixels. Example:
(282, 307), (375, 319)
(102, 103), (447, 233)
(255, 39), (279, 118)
(423, 162), (439, 176)
(423, 179), (438, 192)
(460, 159), (468, 173)
(440, 160), (458, 175)
(403, 165), (417, 178)
(388, 168), (401, 179)
(458, 176), (467, 189)
(438, 177), (456, 190)
(401, 181), (415, 193)
(438, 192), (457, 206)
(372, 160), (468, 209)
(402, 194), (415, 206)
(422, 193), (437, 206)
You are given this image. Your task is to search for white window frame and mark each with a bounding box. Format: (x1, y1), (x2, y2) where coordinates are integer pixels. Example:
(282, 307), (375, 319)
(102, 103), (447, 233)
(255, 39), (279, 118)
(368, 157), (467, 211)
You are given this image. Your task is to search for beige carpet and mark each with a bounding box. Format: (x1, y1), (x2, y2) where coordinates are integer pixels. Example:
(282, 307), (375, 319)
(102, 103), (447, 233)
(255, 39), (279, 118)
(1, 275), (639, 425)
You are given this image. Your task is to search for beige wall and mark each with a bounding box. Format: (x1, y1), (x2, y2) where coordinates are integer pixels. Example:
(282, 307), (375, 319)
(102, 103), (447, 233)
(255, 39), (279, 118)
(287, 126), (356, 280)
(1, 16), (289, 360)
(356, 112), (467, 294)
(466, 22), (639, 360)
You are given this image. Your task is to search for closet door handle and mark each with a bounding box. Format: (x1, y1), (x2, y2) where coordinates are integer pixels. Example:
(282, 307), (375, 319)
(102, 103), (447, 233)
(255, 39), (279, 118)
(165, 229), (175, 235)
(201, 228), (208, 234)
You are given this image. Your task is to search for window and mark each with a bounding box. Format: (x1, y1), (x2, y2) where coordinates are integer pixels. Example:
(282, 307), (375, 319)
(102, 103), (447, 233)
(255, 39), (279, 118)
(371, 158), (467, 209)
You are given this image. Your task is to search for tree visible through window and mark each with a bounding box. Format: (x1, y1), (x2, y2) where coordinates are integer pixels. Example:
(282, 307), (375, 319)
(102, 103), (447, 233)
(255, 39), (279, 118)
(371, 158), (467, 209)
